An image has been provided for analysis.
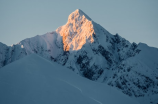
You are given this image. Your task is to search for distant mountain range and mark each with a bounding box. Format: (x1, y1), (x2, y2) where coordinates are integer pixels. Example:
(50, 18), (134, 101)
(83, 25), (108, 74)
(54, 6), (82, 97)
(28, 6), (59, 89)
(0, 9), (158, 104)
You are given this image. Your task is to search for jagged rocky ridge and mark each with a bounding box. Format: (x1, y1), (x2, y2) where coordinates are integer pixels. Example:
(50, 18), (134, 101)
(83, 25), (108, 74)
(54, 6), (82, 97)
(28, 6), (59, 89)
(0, 9), (158, 104)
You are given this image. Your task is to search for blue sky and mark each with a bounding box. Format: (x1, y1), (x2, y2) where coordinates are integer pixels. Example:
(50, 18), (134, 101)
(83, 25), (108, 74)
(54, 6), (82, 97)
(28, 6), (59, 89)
(0, 0), (158, 48)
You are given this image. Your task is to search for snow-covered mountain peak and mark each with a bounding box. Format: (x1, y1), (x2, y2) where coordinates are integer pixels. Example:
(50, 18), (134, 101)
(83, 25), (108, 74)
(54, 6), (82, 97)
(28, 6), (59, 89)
(55, 9), (115, 51)
(56, 9), (95, 51)
(68, 9), (92, 22)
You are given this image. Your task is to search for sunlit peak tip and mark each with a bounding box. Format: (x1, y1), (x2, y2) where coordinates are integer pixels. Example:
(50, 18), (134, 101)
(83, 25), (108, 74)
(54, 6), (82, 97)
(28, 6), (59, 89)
(75, 9), (83, 13)
(71, 9), (92, 20)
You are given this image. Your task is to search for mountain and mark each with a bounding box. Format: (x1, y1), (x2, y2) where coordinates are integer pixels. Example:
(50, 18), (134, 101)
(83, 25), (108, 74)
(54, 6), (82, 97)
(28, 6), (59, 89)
(0, 54), (138, 104)
(0, 9), (158, 104)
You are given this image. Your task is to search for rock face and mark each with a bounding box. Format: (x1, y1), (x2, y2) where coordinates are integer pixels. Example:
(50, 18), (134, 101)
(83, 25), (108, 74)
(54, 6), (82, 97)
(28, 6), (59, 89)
(0, 42), (27, 68)
(0, 9), (158, 104)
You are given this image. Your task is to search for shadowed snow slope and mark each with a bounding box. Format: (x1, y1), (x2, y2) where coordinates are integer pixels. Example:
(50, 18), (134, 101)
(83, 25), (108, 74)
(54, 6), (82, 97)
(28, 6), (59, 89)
(0, 54), (138, 104)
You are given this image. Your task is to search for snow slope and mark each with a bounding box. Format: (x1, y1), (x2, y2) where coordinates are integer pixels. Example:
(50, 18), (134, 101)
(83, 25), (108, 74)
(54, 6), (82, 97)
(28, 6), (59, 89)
(0, 54), (138, 104)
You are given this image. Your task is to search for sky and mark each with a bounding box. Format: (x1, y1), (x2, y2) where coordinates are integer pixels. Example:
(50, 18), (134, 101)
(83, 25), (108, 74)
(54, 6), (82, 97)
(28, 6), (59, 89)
(0, 0), (158, 48)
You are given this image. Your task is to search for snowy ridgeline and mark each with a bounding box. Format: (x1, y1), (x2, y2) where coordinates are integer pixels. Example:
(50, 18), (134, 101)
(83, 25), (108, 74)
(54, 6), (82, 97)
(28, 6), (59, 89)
(0, 54), (138, 104)
(0, 9), (158, 104)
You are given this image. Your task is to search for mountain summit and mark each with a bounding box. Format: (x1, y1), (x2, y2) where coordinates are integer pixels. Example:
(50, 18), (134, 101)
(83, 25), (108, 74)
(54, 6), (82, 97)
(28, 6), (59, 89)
(68, 9), (92, 21)
(56, 9), (95, 51)
(56, 9), (113, 51)
(0, 9), (158, 104)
